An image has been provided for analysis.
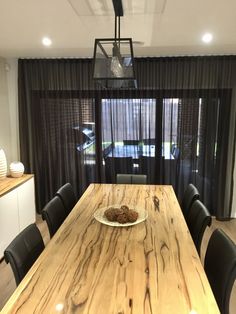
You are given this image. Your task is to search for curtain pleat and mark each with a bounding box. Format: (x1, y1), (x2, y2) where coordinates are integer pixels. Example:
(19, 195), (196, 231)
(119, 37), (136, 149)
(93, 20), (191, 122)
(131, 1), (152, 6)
(18, 56), (236, 218)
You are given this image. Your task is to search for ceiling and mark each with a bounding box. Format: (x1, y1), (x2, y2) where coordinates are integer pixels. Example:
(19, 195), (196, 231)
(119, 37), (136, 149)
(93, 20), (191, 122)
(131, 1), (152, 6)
(1, 0), (236, 58)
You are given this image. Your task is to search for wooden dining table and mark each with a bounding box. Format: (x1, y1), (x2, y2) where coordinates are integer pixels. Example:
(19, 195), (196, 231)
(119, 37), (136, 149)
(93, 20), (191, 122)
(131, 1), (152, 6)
(1, 184), (220, 314)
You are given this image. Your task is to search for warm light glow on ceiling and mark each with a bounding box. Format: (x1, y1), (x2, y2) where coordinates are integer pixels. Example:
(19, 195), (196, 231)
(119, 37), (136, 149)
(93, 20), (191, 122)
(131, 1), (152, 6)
(202, 33), (213, 43)
(42, 37), (52, 46)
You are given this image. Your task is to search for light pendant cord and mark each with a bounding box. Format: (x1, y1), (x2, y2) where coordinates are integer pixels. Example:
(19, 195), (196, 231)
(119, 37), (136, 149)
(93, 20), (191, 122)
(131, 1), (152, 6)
(114, 15), (117, 41)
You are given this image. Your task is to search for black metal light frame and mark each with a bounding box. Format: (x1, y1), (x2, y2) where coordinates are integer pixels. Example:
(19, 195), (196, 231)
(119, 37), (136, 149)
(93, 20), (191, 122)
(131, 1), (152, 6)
(92, 0), (136, 88)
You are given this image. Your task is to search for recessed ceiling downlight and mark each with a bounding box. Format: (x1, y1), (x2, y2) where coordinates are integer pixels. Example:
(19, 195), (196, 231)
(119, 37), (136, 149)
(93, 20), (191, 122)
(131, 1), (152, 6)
(202, 33), (213, 43)
(42, 37), (52, 46)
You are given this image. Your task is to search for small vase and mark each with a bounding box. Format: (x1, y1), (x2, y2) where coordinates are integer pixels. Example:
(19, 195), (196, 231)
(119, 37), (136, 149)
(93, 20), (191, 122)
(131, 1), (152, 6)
(0, 148), (7, 179)
(10, 161), (24, 178)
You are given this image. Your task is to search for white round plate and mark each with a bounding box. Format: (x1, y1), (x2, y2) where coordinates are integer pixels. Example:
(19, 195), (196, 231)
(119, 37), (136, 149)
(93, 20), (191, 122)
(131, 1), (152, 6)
(94, 204), (148, 227)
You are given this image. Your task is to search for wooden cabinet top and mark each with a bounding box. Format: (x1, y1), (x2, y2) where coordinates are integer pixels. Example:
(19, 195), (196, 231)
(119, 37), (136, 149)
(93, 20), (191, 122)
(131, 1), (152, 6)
(0, 174), (34, 198)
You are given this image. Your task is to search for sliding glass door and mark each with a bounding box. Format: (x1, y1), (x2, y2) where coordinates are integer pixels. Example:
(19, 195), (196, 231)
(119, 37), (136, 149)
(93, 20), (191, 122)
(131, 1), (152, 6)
(100, 93), (222, 213)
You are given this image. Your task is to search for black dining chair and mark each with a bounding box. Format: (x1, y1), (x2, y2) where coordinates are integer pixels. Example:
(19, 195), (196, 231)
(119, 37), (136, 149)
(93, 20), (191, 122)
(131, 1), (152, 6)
(41, 196), (67, 238)
(4, 223), (45, 286)
(56, 183), (77, 215)
(116, 174), (147, 184)
(186, 200), (212, 255)
(181, 183), (200, 218)
(204, 229), (236, 314)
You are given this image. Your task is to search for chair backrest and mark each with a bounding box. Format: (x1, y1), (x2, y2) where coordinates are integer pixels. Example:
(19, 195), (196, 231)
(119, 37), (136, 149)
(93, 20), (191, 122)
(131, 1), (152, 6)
(4, 223), (44, 286)
(116, 174), (147, 184)
(131, 174), (147, 184)
(105, 157), (133, 183)
(181, 183), (200, 218)
(117, 174), (132, 184)
(204, 229), (236, 314)
(56, 183), (76, 215)
(186, 200), (212, 255)
(41, 196), (67, 238)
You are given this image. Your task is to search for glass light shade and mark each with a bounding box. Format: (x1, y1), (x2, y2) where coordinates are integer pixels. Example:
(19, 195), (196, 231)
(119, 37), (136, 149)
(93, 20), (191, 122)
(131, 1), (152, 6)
(110, 56), (124, 77)
(93, 38), (136, 88)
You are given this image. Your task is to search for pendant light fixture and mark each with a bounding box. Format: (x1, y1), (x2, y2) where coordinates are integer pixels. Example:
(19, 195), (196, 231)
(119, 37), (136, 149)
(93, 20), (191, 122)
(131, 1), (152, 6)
(93, 0), (136, 88)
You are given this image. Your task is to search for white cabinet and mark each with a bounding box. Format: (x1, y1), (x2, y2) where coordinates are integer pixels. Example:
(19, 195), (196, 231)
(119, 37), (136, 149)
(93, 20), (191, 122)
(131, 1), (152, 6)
(17, 178), (35, 231)
(0, 189), (19, 259)
(0, 175), (36, 259)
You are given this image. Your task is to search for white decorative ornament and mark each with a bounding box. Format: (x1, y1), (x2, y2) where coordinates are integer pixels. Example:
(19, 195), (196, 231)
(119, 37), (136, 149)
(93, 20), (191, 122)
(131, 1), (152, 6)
(0, 148), (7, 179)
(10, 161), (24, 178)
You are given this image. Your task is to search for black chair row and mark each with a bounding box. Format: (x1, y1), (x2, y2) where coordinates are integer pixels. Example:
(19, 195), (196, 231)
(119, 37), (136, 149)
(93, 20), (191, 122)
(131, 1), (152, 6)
(4, 182), (77, 286)
(181, 183), (236, 314)
(181, 183), (211, 255)
(42, 183), (77, 238)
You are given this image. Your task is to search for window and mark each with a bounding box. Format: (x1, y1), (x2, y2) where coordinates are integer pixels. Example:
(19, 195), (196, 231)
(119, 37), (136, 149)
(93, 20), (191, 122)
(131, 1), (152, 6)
(102, 98), (156, 145)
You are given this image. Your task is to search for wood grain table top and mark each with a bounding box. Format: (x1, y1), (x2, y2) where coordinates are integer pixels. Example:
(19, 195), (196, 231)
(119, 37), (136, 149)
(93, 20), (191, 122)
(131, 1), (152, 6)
(0, 174), (34, 198)
(1, 184), (220, 314)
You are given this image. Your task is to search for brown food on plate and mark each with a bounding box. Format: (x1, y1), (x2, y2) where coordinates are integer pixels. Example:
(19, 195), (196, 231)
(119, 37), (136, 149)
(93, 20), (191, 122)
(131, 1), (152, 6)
(127, 209), (139, 222)
(121, 205), (129, 213)
(104, 208), (117, 221)
(113, 207), (124, 218)
(104, 205), (139, 224)
(117, 213), (129, 224)
(104, 207), (122, 221)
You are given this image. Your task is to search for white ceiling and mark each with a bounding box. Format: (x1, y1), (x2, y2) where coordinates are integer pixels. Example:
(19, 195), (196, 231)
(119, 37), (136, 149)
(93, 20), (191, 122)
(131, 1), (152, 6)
(0, 0), (236, 58)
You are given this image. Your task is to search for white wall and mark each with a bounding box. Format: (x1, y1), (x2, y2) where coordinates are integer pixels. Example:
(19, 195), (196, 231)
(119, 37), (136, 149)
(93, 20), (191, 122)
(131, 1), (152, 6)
(6, 58), (19, 161)
(0, 57), (18, 172)
(0, 58), (11, 168)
